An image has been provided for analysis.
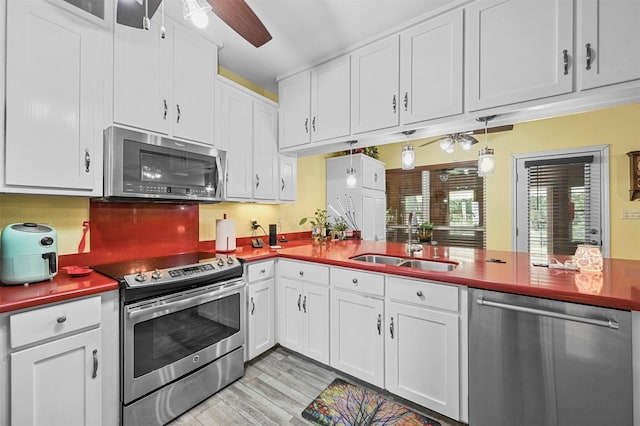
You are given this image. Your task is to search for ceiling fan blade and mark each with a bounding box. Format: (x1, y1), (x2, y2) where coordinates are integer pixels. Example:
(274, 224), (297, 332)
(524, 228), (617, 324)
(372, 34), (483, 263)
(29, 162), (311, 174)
(116, 0), (162, 29)
(469, 124), (514, 135)
(207, 0), (272, 47)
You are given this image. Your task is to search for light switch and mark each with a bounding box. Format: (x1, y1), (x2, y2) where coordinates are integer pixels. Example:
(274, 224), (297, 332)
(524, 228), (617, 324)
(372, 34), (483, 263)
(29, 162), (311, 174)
(622, 209), (640, 219)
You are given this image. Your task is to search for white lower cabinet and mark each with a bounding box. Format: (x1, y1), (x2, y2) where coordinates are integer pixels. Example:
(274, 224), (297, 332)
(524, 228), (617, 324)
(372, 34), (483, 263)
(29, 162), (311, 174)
(246, 260), (276, 360)
(277, 260), (330, 364)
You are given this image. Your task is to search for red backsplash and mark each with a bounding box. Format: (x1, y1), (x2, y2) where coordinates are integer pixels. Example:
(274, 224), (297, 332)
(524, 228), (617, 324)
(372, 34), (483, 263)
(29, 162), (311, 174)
(89, 201), (199, 264)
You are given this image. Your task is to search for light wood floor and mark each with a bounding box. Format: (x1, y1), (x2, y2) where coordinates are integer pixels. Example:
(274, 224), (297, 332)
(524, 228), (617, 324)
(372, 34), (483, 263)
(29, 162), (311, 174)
(169, 346), (462, 426)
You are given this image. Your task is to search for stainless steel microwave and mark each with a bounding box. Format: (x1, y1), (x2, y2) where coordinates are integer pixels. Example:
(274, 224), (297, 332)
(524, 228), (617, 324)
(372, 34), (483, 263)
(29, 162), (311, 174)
(103, 126), (225, 202)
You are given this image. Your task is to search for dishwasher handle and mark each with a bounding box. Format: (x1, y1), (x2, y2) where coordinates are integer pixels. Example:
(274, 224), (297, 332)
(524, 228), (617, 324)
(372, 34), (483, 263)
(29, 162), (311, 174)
(476, 297), (619, 330)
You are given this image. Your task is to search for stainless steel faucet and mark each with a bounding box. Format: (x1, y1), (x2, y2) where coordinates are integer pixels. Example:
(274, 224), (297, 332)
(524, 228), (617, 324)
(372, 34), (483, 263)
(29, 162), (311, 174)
(406, 212), (422, 256)
(432, 240), (439, 259)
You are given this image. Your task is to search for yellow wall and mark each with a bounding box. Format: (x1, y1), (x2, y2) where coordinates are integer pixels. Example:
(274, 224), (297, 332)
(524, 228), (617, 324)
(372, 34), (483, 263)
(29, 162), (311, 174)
(378, 102), (640, 260)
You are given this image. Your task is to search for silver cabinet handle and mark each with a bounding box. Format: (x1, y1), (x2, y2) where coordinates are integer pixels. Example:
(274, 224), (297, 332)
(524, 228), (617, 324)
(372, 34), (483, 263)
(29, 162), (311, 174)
(255, 174), (260, 189)
(281, 178), (285, 191)
(476, 297), (619, 329)
(392, 94), (397, 113)
(312, 116), (316, 132)
(389, 316), (394, 339)
(377, 314), (381, 335)
(57, 315), (67, 324)
(416, 291), (423, 297)
(92, 349), (98, 379)
(563, 49), (569, 75)
(84, 149), (91, 173)
(297, 294), (301, 311)
(374, 172), (378, 182)
(403, 92), (408, 111)
(299, 271), (304, 277)
(176, 104), (181, 123)
(163, 99), (168, 120)
(304, 118), (308, 133)
(303, 295), (307, 313)
(250, 297), (255, 315)
(260, 269), (266, 274)
(352, 278), (358, 285)
(585, 43), (592, 70)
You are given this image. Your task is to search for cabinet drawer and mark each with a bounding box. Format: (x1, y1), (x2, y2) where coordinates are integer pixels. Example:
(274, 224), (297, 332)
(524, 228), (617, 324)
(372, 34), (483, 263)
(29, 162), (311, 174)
(247, 260), (275, 282)
(278, 259), (329, 285)
(10, 296), (101, 349)
(387, 277), (458, 312)
(331, 267), (384, 297)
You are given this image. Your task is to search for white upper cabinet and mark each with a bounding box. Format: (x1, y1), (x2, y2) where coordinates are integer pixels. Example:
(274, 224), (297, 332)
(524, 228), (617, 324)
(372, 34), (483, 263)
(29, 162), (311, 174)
(253, 100), (279, 201)
(351, 36), (400, 134)
(578, 0), (640, 90)
(3, 0), (109, 195)
(279, 154), (298, 202)
(466, 0), (573, 111)
(400, 9), (463, 124)
(279, 55), (350, 149)
(114, 16), (217, 145)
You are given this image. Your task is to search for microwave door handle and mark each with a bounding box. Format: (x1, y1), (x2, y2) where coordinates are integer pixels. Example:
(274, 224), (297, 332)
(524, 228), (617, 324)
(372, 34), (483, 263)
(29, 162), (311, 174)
(215, 155), (223, 198)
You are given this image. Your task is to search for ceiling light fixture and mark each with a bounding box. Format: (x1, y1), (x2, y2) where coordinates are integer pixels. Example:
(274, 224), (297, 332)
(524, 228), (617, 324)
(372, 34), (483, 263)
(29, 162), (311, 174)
(436, 132), (478, 153)
(183, 0), (211, 29)
(401, 130), (416, 170)
(346, 141), (357, 189)
(477, 115), (497, 177)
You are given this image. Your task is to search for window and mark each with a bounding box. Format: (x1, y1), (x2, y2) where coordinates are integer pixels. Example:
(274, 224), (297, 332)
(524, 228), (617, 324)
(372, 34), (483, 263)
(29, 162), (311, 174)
(514, 146), (609, 258)
(386, 161), (486, 248)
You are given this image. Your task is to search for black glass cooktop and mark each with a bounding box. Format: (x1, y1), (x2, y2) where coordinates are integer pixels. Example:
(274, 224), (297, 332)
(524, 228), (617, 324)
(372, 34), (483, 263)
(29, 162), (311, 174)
(91, 252), (219, 281)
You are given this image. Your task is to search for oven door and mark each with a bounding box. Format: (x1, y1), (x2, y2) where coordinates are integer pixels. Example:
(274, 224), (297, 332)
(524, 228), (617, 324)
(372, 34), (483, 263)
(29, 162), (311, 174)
(122, 278), (245, 404)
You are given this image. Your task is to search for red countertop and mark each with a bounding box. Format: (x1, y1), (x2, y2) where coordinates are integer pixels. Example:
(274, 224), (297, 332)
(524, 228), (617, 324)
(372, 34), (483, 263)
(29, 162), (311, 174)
(3, 240), (639, 313)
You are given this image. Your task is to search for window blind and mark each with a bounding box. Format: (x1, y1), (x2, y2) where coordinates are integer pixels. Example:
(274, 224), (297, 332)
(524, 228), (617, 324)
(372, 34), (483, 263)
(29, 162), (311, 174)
(525, 155), (598, 256)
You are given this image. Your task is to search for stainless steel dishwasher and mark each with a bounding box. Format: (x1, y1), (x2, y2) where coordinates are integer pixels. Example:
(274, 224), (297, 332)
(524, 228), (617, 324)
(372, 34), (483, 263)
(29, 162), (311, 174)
(469, 288), (632, 426)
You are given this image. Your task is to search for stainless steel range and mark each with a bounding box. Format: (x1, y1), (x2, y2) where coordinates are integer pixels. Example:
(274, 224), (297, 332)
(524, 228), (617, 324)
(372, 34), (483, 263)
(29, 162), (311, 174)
(92, 252), (245, 426)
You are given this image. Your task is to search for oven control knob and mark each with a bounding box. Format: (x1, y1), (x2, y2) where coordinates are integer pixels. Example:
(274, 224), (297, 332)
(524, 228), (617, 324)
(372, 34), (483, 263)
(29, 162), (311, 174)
(134, 272), (147, 282)
(217, 258), (225, 266)
(151, 269), (162, 280)
(226, 258), (234, 265)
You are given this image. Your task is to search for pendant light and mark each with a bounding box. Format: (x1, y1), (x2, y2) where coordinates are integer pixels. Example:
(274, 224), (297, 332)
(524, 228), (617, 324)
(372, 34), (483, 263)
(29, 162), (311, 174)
(477, 115), (496, 177)
(401, 130), (416, 170)
(183, 0), (211, 29)
(346, 141), (357, 189)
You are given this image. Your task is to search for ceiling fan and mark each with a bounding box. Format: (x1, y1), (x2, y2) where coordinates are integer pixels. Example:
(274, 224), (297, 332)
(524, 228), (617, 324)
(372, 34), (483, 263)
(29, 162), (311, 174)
(116, 0), (272, 47)
(418, 124), (514, 150)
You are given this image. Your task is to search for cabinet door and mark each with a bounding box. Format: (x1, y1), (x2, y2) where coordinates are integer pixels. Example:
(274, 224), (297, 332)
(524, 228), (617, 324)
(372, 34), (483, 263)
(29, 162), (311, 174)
(400, 10), (463, 124)
(330, 289), (384, 387)
(218, 82), (253, 199)
(466, 0), (573, 111)
(277, 277), (304, 353)
(351, 36), (400, 134)
(11, 328), (101, 425)
(279, 154), (298, 202)
(579, 0), (640, 90)
(303, 283), (330, 365)
(386, 301), (459, 419)
(362, 157), (386, 191)
(114, 10), (170, 134)
(5, 0), (105, 192)
(172, 24), (217, 144)
(362, 190), (386, 242)
(253, 101), (279, 200)
(247, 279), (275, 360)
(311, 56), (351, 142)
(278, 72), (311, 149)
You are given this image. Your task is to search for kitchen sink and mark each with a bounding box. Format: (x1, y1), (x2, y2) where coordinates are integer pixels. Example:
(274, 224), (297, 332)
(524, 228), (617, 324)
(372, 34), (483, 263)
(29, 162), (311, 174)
(350, 254), (457, 272)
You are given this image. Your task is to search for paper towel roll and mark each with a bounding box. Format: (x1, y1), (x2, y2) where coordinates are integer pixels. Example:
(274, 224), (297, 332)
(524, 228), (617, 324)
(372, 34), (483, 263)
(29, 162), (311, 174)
(215, 217), (236, 252)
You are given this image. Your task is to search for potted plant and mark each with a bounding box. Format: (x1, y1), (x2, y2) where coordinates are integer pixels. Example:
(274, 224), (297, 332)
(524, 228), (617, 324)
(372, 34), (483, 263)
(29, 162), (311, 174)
(417, 222), (434, 242)
(331, 217), (349, 240)
(299, 209), (330, 242)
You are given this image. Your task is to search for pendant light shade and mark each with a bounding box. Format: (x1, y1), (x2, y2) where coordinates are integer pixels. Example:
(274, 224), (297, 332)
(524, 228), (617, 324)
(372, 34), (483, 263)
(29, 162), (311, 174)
(477, 147), (495, 177)
(401, 144), (415, 170)
(346, 141), (357, 188)
(183, 0), (211, 28)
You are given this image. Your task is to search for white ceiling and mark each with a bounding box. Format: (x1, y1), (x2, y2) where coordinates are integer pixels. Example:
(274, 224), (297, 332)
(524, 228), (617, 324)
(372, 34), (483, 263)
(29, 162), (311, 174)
(201, 0), (456, 94)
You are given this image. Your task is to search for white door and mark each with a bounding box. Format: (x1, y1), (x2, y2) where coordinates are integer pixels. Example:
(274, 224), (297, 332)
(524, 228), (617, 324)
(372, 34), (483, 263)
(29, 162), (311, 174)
(218, 83), (253, 199)
(303, 283), (330, 364)
(362, 189), (386, 242)
(278, 72), (311, 149)
(11, 328), (101, 425)
(247, 279), (275, 360)
(466, 0), (573, 111)
(311, 56), (351, 142)
(578, 0), (640, 90)
(114, 8), (169, 134)
(172, 24), (216, 144)
(400, 9), (463, 124)
(253, 101), (279, 200)
(351, 35), (400, 133)
(5, 0), (105, 191)
(279, 155), (298, 202)
(277, 277), (304, 352)
(386, 301), (459, 420)
(330, 289), (384, 387)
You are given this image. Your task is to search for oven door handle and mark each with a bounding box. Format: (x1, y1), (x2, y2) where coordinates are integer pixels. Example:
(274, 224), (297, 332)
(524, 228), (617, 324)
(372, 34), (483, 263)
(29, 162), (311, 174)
(127, 281), (244, 320)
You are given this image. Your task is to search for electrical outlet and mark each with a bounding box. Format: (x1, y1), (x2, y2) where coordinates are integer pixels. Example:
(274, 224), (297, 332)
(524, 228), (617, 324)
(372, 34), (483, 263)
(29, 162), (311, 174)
(622, 209), (640, 220)
(250, 219), (259, 230)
